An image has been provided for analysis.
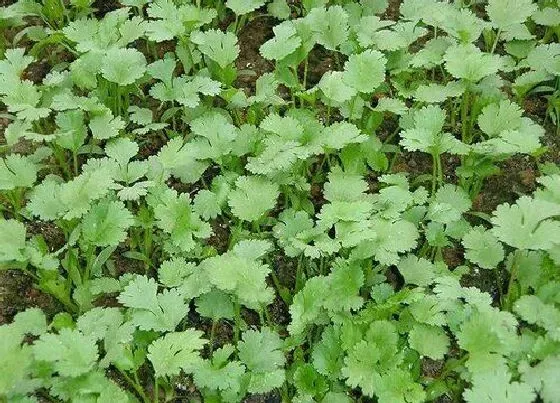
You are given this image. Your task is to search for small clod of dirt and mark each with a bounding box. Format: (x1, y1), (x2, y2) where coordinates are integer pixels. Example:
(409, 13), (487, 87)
(422, 358), (444, 378)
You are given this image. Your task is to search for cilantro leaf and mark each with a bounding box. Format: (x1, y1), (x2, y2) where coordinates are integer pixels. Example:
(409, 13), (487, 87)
(147, 330), (206, 377)
(226, 0), (266, 15)
(408, 324), (449, 360)
(151, 188), (212, 253)
(228, 175), (279, 222)
(82, 200), (134, 247)
(260, 21), (301, 61)
(191, 29), (239, 68)
(462, 226), (504, 269)
(101, 48), (147, 86)
(491, 196), (560, 250)
(0, 154), (37, 190)
(238, 328), (286, 393)
(444, 44), (502, 82)
(342, 50), (386, 94)
(118, 275), (188, 331)
(32, 328), (98, 377)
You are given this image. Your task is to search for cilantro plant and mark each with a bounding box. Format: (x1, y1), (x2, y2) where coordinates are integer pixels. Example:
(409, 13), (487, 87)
(1, 0), (560, 402)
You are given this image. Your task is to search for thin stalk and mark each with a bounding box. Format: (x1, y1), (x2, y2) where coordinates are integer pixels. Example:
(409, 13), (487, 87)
(72, 151), (78, 176)
(209, 320), (217, 355)
(504, 251), (521, 311)
(233, 297), (241, 344)
(490, 28), (501, 54)
(154, 378), (159, 403)
(295, 255), (304, 292)
(302, 56), (309, 90)
(118, 368), (149, 403)
(431, 153), (438, 195)
(437, 153), (443, 185)
(461, 87), (471, 144)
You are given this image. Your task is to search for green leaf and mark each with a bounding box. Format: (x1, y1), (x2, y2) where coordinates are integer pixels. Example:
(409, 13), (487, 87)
(413, 81), (464, 103)
(514, 295), (560, 340)
(532, 7), (560, 27)
(464, 368), (535, 403)
(226, 0), (266, 15)
(191, 29), (239, 68)
(59, 170), (115, 219)
(147, 330), (206, 377)
(486, 0), (536, 29)
(408, 324), (449, 360)
(82, 200), (134, 248)
(0, 48), (34, 80)
(322, 122), (367, 150)
(201, 245), (274, 308)
(0, 154), (37, 190)
(342, 50), (386, 94)
(195, 289), (235, 320)
(397, 255), (436, 287)
(491, 196), (560, 250)
(427, 184), (472, 224)
(89, 111), (125, 140)
(478, 100), (523, 137)
(118, 275), (189, 331)
(238, 328), (286, 393)
(318, 71), (357, 104)
(101, 48), (147, 86)
(152, 188), (212, 253)
(268, 0), (291, 20)
(158, 258), (211, 299)
(520, 355), (560, 403)
(462, 226), (504, 269)
(444, 44), (502, 82)
(12, 308), (47, 336)
(190, 112), (238, 161)
(228, 175), (279, 222)
(192, 345), (245, 394)
(32, 328), (98, 377)
(400, 105), (469, 156)
(307, 6), (349, 51)
(260, 21), (301, 61)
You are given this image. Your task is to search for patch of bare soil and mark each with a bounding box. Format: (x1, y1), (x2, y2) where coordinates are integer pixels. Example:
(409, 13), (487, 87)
(0, 271), (57, 325)
(235, 17), (275, 93)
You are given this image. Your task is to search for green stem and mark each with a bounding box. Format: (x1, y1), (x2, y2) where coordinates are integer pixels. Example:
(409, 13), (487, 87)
(295, 255), (304, 292)
(233, 297), (241, 344)
(154, 378), (159, 403)
(490, 28), (501, 54)
(431, 153), (437, 195)
(302, 56), (309, 91)
(72, 151), (78, 176)
(504, 251), (521, 311)
(461, 87), (471, 144)
(118, 368), (149, 403)
(437, 153), (443, 185)
(209, 320), (217, 355)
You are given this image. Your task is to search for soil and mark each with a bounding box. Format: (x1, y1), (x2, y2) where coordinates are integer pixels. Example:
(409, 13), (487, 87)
(235, 17), (274, 93)
(2, 1), (560, 402)
(0, 271), (57, 325)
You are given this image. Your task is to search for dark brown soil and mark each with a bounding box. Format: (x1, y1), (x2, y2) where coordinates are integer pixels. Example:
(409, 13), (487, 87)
(92, 0), (121, 17)
(26, 221), (66, 252)
(0, 271), (57, 325)
(235, 17), (274, 93)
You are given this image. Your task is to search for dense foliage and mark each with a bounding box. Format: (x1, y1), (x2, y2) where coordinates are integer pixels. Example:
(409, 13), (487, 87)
(1, 0), (560, 402)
